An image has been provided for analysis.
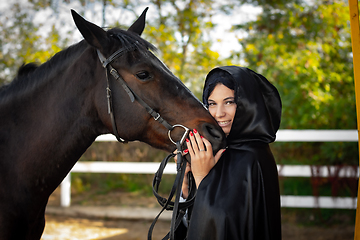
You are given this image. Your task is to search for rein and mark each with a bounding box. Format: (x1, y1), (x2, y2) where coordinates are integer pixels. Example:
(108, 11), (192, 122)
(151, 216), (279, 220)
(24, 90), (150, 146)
(148, 142), (197, 240)
(97, 44), (196, 239)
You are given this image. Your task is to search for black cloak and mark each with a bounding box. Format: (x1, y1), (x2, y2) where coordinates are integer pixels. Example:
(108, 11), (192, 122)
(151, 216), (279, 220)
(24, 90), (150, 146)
(183, 66), (282, 240)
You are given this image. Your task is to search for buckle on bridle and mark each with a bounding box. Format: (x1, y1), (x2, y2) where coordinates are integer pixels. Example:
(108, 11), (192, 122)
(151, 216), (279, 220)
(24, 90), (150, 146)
(168, 124), (190, 145)
(153, 113), (160, 121)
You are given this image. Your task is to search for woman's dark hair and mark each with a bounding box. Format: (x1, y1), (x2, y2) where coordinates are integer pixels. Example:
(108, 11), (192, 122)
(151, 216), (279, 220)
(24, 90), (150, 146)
(202, 70), (235, 107)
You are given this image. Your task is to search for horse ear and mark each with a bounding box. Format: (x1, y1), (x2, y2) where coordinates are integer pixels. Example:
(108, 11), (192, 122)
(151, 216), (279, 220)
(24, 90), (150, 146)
(71, 9), (108, 51)
(127, 7), (148, 36)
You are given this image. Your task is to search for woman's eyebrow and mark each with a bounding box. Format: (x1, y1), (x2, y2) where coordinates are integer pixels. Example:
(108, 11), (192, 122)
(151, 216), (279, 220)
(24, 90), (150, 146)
(208, 97), (234, 102)
(224, 97), (235, 101)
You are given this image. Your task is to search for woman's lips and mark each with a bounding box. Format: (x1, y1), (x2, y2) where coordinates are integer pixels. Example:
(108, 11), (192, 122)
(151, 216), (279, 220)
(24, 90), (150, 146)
(218, 120), (231, 127)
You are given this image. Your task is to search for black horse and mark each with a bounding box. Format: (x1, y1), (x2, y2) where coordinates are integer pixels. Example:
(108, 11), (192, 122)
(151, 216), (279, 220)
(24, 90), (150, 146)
(0, 8), (225, 240)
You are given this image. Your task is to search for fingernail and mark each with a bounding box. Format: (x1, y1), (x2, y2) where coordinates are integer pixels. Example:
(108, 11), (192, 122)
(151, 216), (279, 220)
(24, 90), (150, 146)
(201, 136), (204, 139)
(184, 149), (189, 154)
(190, 131), (193, 137)
(186, 138), (190, 143)
(193, 129), (197, 133)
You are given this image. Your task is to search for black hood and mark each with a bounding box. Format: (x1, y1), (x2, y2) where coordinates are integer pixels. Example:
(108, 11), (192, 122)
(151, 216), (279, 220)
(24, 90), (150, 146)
(203, 66), (282, 145)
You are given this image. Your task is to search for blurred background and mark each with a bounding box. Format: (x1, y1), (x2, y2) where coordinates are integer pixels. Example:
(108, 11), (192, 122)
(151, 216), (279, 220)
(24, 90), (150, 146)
(0, 0), (358, 239)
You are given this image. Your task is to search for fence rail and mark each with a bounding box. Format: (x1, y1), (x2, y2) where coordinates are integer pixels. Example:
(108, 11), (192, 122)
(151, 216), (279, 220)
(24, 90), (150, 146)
(95, 129), (359, 142)
(60, 129), (359, 208)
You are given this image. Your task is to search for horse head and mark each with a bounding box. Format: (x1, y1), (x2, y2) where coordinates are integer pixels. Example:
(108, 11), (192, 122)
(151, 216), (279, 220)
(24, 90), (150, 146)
(71, 8), (226, 153)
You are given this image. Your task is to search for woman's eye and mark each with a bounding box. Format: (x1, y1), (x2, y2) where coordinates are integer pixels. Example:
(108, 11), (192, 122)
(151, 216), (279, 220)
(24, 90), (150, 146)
(136, 71), (151, 81)
(226, 101), (235, 105)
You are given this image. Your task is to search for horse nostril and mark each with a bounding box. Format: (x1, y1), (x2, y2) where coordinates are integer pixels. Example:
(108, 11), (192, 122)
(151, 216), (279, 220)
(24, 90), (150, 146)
(202, 123), (226, 151)
(207, 125), (222, 140)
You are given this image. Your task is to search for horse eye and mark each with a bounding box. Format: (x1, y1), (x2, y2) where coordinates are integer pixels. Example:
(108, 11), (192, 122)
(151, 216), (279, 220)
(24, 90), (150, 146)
(136, 71), (151, 81)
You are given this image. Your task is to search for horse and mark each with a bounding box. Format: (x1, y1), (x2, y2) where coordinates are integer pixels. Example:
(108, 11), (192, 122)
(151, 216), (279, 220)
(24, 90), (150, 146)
(0, 8), (225, 240)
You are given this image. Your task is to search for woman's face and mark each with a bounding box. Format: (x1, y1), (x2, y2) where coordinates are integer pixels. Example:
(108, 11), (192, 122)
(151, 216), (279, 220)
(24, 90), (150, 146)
(207, 83), (236, 136)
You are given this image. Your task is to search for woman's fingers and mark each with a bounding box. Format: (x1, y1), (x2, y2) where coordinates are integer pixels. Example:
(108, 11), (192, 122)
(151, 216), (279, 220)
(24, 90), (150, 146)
(186, 138), (194, 157)
(186, 129), (207, 153)
(185, 130), (219, 188)
(193, 129), (205, 152)
(201, 136), (213, 154)
(174, 149), (189, 164)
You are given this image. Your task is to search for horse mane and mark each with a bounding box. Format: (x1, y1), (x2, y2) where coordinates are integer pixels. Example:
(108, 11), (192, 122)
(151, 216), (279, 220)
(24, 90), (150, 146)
(0, 41), (88, 104)
(0, 28), (157, 104)
(17, 63), (39, 77)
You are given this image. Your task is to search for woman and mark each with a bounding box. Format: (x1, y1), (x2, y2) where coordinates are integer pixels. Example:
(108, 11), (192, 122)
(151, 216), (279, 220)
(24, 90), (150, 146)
(179, 66), (282, 240)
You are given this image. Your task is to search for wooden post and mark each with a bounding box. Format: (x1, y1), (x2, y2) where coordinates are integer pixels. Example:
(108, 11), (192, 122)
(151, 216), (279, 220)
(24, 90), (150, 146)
(349, 1), (360, 239)
(60, 173), (71, 207)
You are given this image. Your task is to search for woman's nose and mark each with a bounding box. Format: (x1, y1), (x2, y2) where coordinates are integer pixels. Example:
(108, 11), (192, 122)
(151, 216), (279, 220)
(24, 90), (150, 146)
(215, 105), (226, 118)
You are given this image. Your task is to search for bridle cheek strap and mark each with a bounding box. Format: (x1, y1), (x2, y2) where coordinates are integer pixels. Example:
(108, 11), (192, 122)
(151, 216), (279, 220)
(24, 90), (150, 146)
(104, 68), (127, 143)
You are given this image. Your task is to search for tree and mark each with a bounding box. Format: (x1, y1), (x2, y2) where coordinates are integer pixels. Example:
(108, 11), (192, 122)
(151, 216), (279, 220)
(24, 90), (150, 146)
(234, 0), (355, 130)
(0, 2), (67, 84)
(0, 0), (234, 99)
(233, 0), (357, 165)
(112, 0), (234, 97)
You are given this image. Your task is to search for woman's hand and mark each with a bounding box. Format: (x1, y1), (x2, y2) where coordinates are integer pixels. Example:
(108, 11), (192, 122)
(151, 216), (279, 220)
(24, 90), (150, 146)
(186, 129), (225, 188)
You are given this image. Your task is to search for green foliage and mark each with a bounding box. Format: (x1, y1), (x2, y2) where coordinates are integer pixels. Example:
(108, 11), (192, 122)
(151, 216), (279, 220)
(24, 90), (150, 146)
(0, 0), (232, 98)
(281, 208), (356, 227)
(279, 176), (358, 197)
(234, 0), (356, 130)
(0, 2), (68, 84)
(271, 141), (359, 165)
(234, 0), (358, 166)
(140, 0), (233, 98)
(71, 172), (176, 197)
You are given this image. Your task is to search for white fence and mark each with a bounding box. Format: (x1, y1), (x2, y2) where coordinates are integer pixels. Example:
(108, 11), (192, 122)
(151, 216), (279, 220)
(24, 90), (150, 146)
(60, 130), (359, 209)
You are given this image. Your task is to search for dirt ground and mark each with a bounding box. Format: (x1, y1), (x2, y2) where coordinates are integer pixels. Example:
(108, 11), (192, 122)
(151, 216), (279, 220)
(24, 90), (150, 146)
(42, 215), (171, 240)
(41, 214), (355, 240)
(42, 188), (356, 240)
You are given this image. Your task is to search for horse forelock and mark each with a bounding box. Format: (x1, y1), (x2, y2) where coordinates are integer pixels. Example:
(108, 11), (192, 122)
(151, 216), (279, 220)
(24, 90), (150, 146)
(107, 28), (157, 54)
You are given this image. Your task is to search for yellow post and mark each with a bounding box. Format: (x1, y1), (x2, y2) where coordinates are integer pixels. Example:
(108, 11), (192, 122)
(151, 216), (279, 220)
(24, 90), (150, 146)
(349, 0), (360, 239)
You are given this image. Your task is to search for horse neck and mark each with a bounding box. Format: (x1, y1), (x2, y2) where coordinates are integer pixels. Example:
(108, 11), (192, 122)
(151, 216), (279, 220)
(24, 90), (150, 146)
(1, 43), (107, 193)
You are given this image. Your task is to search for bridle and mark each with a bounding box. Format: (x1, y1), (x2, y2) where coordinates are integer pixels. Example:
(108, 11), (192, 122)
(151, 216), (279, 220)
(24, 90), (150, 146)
(96, 41), (185, 143)
(96, 42), (196, 240)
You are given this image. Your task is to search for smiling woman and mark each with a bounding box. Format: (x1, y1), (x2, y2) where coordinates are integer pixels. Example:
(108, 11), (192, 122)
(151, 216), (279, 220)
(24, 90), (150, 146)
(177, 66), (283, 240)
(206, 73), (237, 136)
